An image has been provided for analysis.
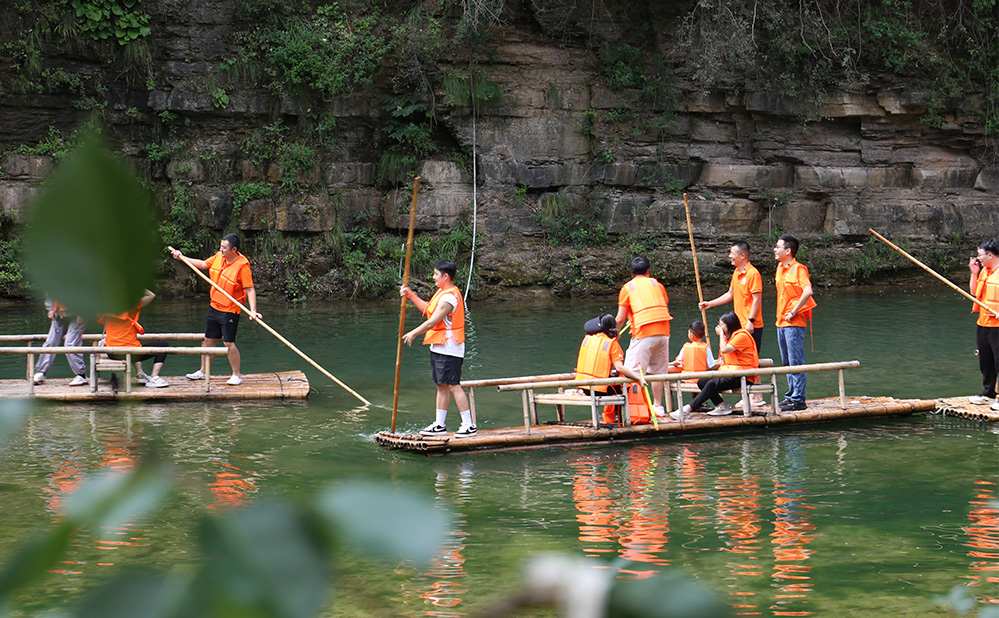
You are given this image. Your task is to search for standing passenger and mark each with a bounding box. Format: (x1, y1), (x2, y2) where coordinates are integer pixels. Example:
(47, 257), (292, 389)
(401, 260), (475, 437)
(699, 241), (764, 408)
(616, 256), (672, 417)
(170, 234), (260, 386)
(33, 297), (88, 386)
(968, 238), (999, 409)
(773, 235), (815, 411)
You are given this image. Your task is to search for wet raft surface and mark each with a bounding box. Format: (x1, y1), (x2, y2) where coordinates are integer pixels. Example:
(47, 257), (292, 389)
(375, 396), (936, 456)
(0, 370), (310, 401)
(935, 396), (999, 421)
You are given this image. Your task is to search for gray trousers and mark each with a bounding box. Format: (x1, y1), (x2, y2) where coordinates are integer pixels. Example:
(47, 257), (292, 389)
(36, 317), (87, 376)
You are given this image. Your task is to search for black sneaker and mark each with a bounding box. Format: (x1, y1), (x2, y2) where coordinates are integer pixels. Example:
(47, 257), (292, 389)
(420, 423), (447, 436)
(779, 399), (807, 411)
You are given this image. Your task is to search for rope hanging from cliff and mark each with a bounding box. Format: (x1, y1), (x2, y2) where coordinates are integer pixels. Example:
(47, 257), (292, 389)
(463, 56), (478, 304)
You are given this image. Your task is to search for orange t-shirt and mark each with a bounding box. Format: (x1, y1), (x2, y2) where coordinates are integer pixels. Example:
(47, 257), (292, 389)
(100, 307), (143, 347)
(206, 252), (254, 314)
(775, 259), (814, 328)
(721, 329), (759, 383)
(731, 262), (763, 329)
(618, 275), (672, 339)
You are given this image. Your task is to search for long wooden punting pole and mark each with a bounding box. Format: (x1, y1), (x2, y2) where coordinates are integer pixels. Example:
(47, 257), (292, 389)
(168, 246), (371, 405)
(683, 193), (712, 349)
(869, 229), (999, 318)
(392, 177), (421, 433)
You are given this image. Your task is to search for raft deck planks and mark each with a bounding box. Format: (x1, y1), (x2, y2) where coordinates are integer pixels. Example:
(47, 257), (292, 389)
(934, 396), (999, 421)
(375, 396), (936, 455)
(0, 370), (310, 401)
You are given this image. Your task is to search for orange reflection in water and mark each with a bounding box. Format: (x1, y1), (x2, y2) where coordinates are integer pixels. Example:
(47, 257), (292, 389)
(965, 477), (999, 604)
(768, 481), (817, 617)
(206, 461), (258, 512)
(716, 474), (764, 615)
(571, 448), (670, 578)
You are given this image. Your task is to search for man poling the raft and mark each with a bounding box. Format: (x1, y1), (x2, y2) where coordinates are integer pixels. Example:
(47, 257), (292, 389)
(574, 314), (649, 425)
(870, 230), (999, 411)
(168, 240), (370, 405)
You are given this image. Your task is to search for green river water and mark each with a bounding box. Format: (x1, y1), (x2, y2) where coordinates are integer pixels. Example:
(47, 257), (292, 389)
(0, 289), (996, 617)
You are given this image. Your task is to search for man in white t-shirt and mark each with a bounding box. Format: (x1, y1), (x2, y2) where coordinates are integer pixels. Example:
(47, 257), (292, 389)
(400, 260), (475, 437)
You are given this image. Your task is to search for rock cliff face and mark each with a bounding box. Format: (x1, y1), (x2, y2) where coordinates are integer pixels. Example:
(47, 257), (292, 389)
(0, 0), (995, 299)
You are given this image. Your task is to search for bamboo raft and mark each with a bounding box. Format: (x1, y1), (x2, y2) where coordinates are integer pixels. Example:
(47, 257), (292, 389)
(0, 334), (309, 401)
(375, 360), (936, 455)
(934, 396), (999, 421)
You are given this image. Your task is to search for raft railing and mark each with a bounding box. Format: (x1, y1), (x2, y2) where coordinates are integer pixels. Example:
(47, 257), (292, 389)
(0, 333), (227, 395)
(460, 373), (574, 426)
(496, 361), (861, 433)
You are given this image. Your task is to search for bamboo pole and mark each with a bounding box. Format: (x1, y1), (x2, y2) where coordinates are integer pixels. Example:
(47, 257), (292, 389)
(683, 193), (712, 349)
(168, 246), (371, 405)
(392, 177), (421, 433)
(870, 229), (999, 318)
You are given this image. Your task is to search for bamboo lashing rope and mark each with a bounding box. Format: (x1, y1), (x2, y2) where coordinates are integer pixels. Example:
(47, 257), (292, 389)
(869, 229), (999, 318)
(168, 246), (371, 405)
(392, 177), (421, 432)
(683, 193), (713, 350)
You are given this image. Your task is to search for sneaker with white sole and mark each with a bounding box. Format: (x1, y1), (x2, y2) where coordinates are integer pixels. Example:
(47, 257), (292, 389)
(670, 404), (692, 420)
(969, 395), (992, 405)
(227, 375), (243, 386)
(136, 372), (151, 384)
(145, 376), (169, 388)
(33, 372), (45, 384)
(454, 424), (477, 437)
(68, 375), (88, 387)
(420, 423), (447, 436)
(186, 370), (206, 380)
(991, 400), (999, 412)
(707, 403), (733, 416)
(652, 406), (666, 417)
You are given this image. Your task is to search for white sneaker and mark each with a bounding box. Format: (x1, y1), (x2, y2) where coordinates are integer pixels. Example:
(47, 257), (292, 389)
(135, 372), (151, 384)
(670, 404), (691, 420)
(969, 395), (992, 405)
(454, 423), (477, 437)
(707, 403), (733, 416)
(227, 375), (243, 386)
(991, 400), (999, 412)
(68, 375), (88, 387)
(733, 399), (745, 410)
(652, 406), (666, 417)
(186, 370), (206, 380)
(420, 423), (447, 436)
(145, 376), (169, 388)
(33, 372), (45, 384)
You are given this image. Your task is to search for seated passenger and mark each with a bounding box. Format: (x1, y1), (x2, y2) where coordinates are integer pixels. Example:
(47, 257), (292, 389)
(672, 311), (758, 419)
(669, 320), (720, 410)
(98, 289), (170, 388)
(575, 313), (647, 424)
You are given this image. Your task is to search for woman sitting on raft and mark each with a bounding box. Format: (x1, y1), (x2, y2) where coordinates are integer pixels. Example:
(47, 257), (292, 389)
(575, 313), (647, 423)
(98, 289), (170, 388)
(673, 311), (758, 418)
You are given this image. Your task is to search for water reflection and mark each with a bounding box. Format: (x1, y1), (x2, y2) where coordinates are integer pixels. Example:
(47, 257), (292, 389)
(965, 476), (999, 604)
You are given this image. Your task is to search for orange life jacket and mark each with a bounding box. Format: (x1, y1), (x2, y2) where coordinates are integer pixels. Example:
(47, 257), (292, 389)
(423, 285), (466, 345)
(625, 382), (652, 425)
(576, 333), (615, 392)
(625, 277), (672, 328)
(721, 329), (759, 383)
(974, 267), (999, 327)
(776, 261), (817, 323)
(208, 251), (252, 314)
(681, 341), (710, 383)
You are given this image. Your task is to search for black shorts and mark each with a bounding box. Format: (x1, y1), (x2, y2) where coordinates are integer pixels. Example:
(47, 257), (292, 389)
(430, 352), (463, 385)
(205, 307), (240, 343)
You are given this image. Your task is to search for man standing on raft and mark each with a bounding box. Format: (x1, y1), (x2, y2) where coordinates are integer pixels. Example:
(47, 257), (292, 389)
(170, 234), (260, 386)
(968, 238), (999, 409)
(400, 260), (476, 437)
(615, 256), (672, 418)
(773, 235), (815, 411)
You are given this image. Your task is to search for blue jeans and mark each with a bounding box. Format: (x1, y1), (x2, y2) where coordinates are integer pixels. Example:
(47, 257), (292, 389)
(777, 326), (806, 402)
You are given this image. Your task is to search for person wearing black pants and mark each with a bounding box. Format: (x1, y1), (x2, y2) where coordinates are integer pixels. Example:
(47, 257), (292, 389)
(969, 238), (999, 409)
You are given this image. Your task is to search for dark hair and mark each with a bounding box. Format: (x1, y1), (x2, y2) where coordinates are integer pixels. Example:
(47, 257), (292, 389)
(599, 313), (618, 338)
(688, 320), (705, 338)
(978, 238), (999, 257)
(434, 260), (457, 281)
(222, 233), (240, 251)
(731, 240), (750, 255)
(778, 234), (799, 257)
(719, 311), (742, 336)
(629, 256), (651, 275)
